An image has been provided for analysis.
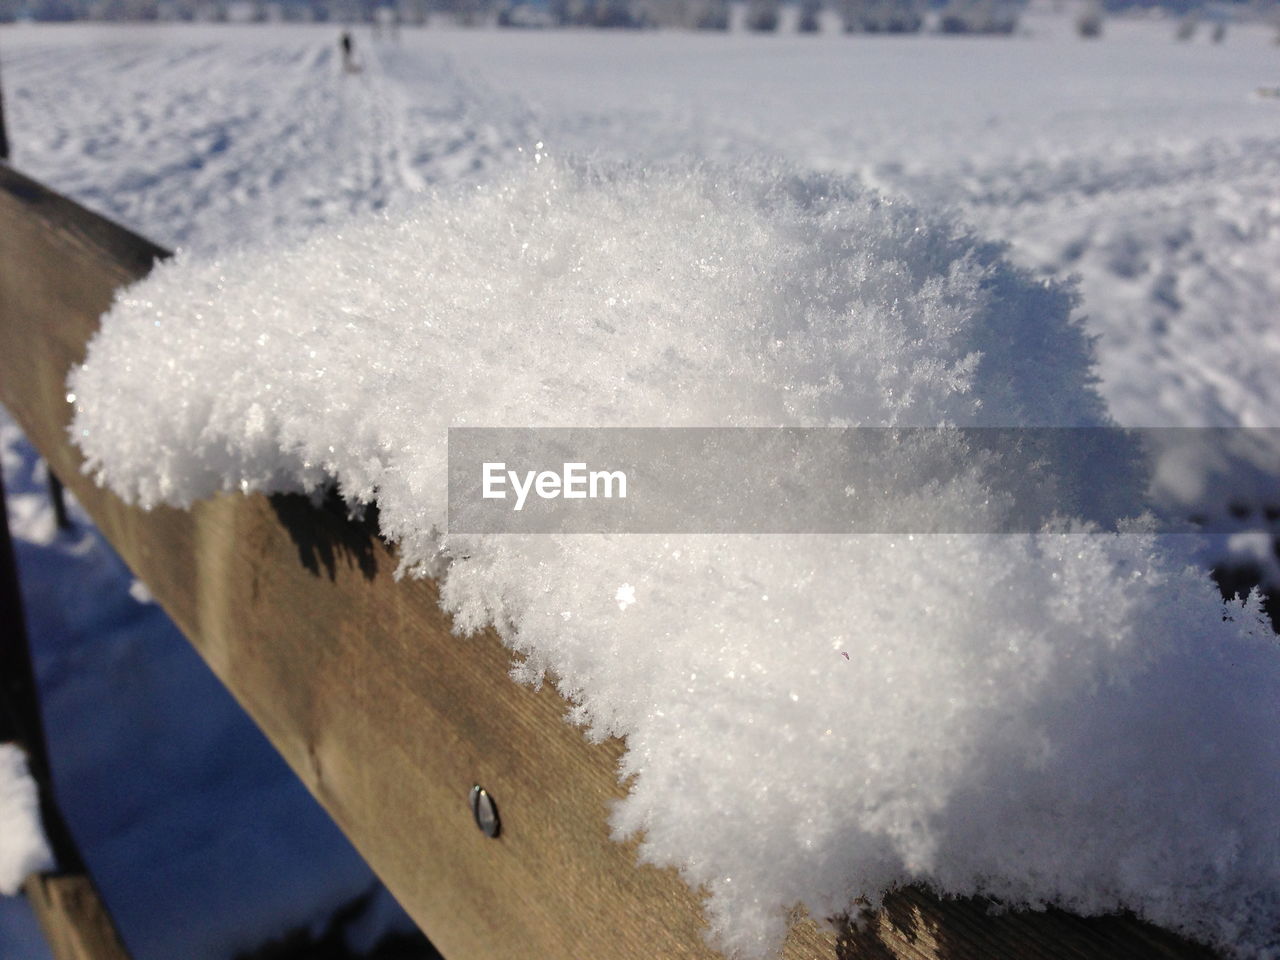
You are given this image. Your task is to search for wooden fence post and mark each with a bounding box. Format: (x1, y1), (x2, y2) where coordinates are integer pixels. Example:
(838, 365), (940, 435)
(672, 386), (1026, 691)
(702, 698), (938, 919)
(0, 49), (9, 162)
(1, 432), (130, 960)
(49, 473), (72, 530)
(0, 467), (73, 869)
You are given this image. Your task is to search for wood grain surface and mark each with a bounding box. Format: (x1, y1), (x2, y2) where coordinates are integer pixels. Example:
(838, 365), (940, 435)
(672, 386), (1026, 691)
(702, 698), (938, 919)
(23, 874), (132, 960)
(0, 161), (1222, 960)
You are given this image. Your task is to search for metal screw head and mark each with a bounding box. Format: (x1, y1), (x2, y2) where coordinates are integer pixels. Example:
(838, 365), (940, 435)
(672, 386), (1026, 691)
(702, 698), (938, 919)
(470, 785), (500, 838)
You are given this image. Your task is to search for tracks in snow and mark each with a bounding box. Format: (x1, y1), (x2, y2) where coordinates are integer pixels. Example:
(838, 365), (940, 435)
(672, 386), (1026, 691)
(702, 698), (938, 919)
(1, 26), (534, 254)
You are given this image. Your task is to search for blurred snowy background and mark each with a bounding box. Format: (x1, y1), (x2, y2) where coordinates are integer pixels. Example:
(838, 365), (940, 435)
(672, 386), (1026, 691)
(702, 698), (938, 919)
(2, 3), (1279, 957)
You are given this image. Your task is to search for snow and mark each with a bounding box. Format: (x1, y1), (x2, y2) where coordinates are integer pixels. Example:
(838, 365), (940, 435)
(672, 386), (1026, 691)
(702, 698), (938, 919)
(438, 16), (1280, 548)
(0, 745), (54, 897)
(69, 154), (1280, 959)
(4, 17), (1277, 507)
(0, 24), (531, 253)
(68, 158), (1119, 521)
(3, 15), (1280, 960)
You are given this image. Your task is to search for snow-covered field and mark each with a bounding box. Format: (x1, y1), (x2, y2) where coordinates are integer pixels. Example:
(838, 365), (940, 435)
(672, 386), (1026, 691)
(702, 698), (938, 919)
(3, 13), (1280, 960)
(6, 18), (1279, 548)
(4, 16), (1279, 436)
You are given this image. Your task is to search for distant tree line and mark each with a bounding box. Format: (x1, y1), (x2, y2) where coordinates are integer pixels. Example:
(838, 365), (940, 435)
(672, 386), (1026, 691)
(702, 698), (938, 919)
(0, 0), (992, 28)
(0, 0), (1264, 31)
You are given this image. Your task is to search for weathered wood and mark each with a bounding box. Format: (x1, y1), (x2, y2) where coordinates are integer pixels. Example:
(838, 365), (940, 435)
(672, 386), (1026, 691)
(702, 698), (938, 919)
(0, 51), (10, 163)
(48, 471), (71, 530)
(0, 160), (1223, 960)
(23, 874), (132, 960)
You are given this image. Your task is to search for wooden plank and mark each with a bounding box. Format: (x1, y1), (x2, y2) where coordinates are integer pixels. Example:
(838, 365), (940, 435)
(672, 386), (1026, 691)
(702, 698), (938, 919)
(0, 161), (1222, 960)
(23, 874), (132, 960)
(0, 50), (10, 163)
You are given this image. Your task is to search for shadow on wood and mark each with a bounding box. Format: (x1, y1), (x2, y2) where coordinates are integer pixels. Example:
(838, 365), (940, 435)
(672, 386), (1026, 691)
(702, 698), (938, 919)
(234, 883), (440, 960)
(832, 886), (1219, 960)
(270, 490), (380, 582)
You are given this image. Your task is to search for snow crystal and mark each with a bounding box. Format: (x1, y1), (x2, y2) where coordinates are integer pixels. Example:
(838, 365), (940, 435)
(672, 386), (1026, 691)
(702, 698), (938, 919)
(0, 745), (54, 897)
(70, 158), (1280, 958)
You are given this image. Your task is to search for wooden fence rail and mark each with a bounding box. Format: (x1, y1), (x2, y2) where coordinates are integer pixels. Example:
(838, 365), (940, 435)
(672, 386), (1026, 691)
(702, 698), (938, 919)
(0, 160), (1223, 960)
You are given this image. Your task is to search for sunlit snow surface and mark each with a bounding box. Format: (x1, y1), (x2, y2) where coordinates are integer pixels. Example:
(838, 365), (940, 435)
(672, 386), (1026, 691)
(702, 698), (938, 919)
(5, 15), (1280, 959)
(5, 17), (1279, 438)
(5, 16), (1279, 551)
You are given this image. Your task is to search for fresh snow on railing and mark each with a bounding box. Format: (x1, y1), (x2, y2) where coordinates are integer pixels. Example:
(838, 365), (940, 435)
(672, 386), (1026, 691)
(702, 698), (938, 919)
(69, 157), (1280, 959)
